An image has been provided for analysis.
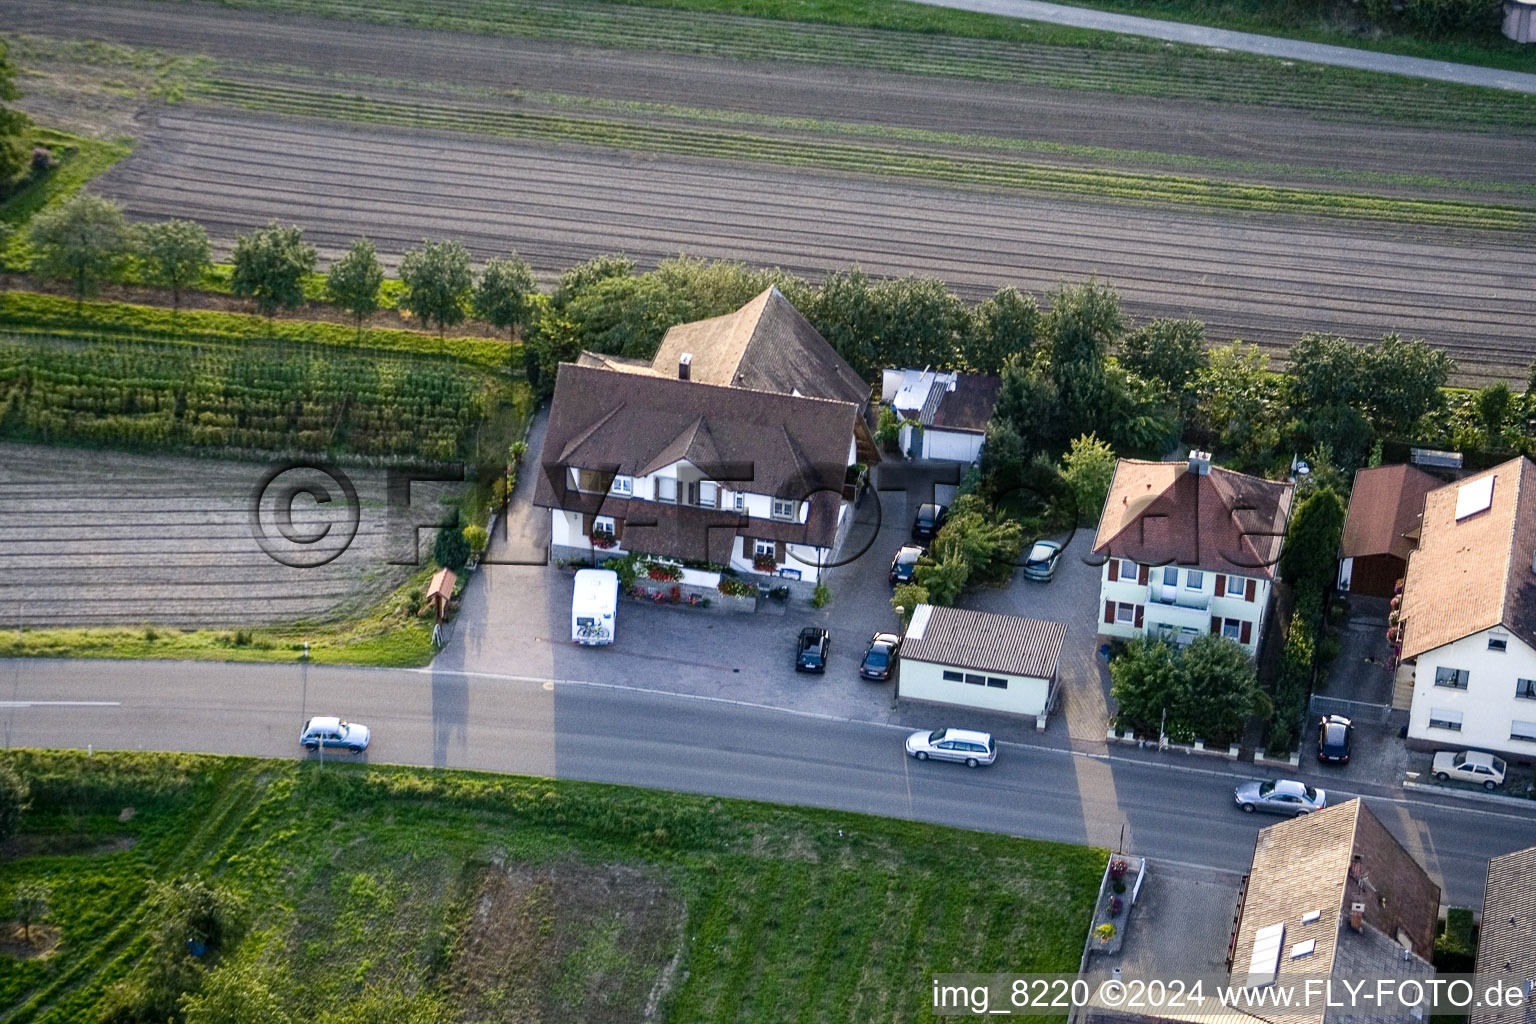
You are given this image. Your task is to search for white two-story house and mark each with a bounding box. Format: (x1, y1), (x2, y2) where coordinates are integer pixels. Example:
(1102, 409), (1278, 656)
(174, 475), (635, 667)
(1092, 452), (1294, 654)
(533, 288), (878, 585)
(1399, 457), (1536, 758)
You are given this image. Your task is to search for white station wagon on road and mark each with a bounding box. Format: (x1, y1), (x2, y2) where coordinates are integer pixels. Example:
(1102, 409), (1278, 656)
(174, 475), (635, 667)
(300, 716), (371, 753)
(905, 728), (996, 768)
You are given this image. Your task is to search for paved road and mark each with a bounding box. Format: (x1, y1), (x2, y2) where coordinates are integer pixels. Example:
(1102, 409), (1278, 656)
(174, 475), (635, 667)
(914, 0), (1536, 93)
(4, 657), (1533, 909)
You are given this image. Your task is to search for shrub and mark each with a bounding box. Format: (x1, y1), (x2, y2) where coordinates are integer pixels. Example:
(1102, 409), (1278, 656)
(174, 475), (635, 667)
(434, 524), (469, 571)
(645, 561), (682, 582)
(31, 146), (51, 172)
(462, 524), (488, 558)
(0, 758), (30, 842)
(717, 578), (756, 597)
(811, 582), (831, 607)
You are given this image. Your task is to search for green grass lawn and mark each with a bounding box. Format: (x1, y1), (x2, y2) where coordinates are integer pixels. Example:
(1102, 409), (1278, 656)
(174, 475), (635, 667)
(0, 752), (1106, 1022)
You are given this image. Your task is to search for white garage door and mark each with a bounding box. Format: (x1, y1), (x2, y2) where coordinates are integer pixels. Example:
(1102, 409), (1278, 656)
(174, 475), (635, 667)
(924, 430), (982, 463)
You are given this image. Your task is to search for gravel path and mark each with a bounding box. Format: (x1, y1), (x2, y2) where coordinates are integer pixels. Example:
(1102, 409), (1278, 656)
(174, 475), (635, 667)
(91, 109), (1536, 383)
(915, 0), (1536, 93)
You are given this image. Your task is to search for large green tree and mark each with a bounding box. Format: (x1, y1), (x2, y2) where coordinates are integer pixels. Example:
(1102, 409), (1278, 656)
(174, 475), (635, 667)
(325, 237), (385, 339)
(805, 266), (880, 374)
(138, 218), (211, 311)
(868, 275), (970, 370)
(0, 39), (31, 190)
(1279, 485), (1346, 595)
(1119, 316), (1207, 418)
(27, 193), (135, 307)
(1060, 432), (1117, 525)
(1191, 342), (1284, 470)
(399, 238), (472, 337)
(1111, 635), (1262, 744)
(230, 220), (316, 318)
(1109, 638), (1182, 737)
(471, 254), (536, 343)
(964, 286), (1040, 376)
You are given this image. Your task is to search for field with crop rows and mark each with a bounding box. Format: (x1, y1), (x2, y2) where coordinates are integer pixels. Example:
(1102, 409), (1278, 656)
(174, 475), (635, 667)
(0, 441), (455, 629)
(88, 109), (1536, 384)
(9, 0), (1536, 383)
(0, 752), (1104, 1023)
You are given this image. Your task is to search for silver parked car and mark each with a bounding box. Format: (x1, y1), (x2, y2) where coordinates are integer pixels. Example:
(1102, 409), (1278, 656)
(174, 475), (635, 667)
(905, 727), (996, 768)
(1234, 778), (1326, 815)
(1021, 539), (1064, 582)
(300, 716), (370, 752)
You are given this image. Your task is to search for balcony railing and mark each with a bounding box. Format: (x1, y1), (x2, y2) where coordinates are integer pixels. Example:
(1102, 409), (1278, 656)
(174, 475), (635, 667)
(1147, 585), (1210, 611)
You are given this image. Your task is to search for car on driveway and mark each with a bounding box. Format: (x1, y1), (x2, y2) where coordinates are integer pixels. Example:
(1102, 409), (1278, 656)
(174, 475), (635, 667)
(795, 626), (829, 673)
(905, 727), (996, 767)
(1021, 539), (1063, 582)
(911, 503), (948, 542)
(300, 716), (370, 753)
(859, 632), (901, 680)
(1234, 778), (1326, 815)
(1432, 749), (1506, 789)
(1316, 715), (1353, 764)
(889, 545), (926, 585)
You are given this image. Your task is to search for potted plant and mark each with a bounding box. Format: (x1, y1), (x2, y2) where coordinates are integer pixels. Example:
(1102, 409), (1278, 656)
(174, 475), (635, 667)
(1095, 923), (1116, 945)
(592, 530), (617, 550)
(753, 554), (777, 573)
(1107, 895), (1124, 916)
(1109, 858), (1128, 880)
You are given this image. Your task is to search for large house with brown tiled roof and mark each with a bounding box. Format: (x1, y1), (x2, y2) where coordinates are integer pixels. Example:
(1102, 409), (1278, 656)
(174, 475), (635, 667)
(1337, 463), (1441, 598)
(534, 288), (877, 584)
(1092, 452), (1294, 654)
(1398, 457), (1536, 757)
(1472, 844), (1536, 1024)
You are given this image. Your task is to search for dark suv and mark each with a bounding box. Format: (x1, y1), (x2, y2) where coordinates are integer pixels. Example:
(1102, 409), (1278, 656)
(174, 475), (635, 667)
(911, 503), (949, 542)
(795, 626), (829, 673)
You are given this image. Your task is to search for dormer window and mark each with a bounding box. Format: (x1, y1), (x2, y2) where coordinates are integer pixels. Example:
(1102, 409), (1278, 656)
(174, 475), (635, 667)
(609, 475), (633, 496)
(772, 498), (797, 521)
(655, 477), (677, 503)
(569, 467), (607, 493)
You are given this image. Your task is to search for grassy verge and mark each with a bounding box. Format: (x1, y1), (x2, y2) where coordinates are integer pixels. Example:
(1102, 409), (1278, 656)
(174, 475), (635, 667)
(192, 78), (1534, 228)
(0, 291), (511, 369)
(0, 566), (439, 666)
(165, 0), (1536, 129)
(0, 751), (1104, 1021)
(0, 129), (134, 264)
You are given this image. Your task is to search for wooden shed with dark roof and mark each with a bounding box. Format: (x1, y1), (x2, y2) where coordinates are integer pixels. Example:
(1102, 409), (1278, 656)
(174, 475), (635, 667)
(1338, 464), (1441, 597)
(896, 604), (1066, 721)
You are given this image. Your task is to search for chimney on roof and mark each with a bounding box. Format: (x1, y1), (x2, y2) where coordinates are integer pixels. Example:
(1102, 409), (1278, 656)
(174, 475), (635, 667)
(678, 353), (692, 381)
(1350, 903), (1365, 932)
(1188, 450), (1212, 476)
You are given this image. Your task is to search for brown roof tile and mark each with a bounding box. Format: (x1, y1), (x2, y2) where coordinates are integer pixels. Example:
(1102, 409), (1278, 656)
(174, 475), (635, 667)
(532, 363), (855, 550)
(1092, 459), (1295, 580)
(1399, 457), (1536, 660)
(1340, 464), (1441, 561)
(1231, 800), (1441, 1024)
(651, 287), (870, 409)
(1473, 845), (1536, 1024)
(900, 604), (1065, 678)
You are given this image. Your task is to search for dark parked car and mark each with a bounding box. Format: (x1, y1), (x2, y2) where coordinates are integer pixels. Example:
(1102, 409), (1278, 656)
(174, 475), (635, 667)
(795, 626), (829, 673)
(859, 632), (901, 680)
(1316, 715), (1353, 764)
(911, 503), (949, 542)
(889, 545), (926, 585)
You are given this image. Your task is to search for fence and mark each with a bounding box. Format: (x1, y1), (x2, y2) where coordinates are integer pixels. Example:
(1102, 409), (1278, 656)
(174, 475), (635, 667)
(1308, 693), (1391, 724)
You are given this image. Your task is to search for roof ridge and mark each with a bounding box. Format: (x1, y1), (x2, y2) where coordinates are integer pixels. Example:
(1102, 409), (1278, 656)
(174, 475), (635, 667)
(1498, 458), (1532, 631)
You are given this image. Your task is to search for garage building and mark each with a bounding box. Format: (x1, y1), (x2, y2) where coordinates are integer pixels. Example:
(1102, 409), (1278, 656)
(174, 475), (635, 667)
(897, 604), (1066, 721)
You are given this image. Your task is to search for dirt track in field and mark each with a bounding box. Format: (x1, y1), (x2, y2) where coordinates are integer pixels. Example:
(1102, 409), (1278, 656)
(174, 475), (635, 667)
(91, 108), (1536, 382)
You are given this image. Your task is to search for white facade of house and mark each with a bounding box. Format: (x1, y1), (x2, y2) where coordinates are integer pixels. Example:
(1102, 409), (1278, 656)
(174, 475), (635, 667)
(1097, 558), (1272, 654)
(549, 456), (851, 582)
(897, 657), (1052, 717)
(1407, 628), (1536, 757)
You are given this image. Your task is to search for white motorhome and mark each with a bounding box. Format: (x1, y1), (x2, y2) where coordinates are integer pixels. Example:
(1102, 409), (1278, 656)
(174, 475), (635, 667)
(571, 568), (618, 645)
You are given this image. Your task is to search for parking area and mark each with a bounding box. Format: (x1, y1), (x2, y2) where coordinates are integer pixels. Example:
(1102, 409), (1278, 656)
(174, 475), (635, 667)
(446, 453), (1110, 745)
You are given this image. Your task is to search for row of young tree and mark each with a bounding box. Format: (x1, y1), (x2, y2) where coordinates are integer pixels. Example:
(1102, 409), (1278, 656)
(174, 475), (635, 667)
(15, 194), (536, 340)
